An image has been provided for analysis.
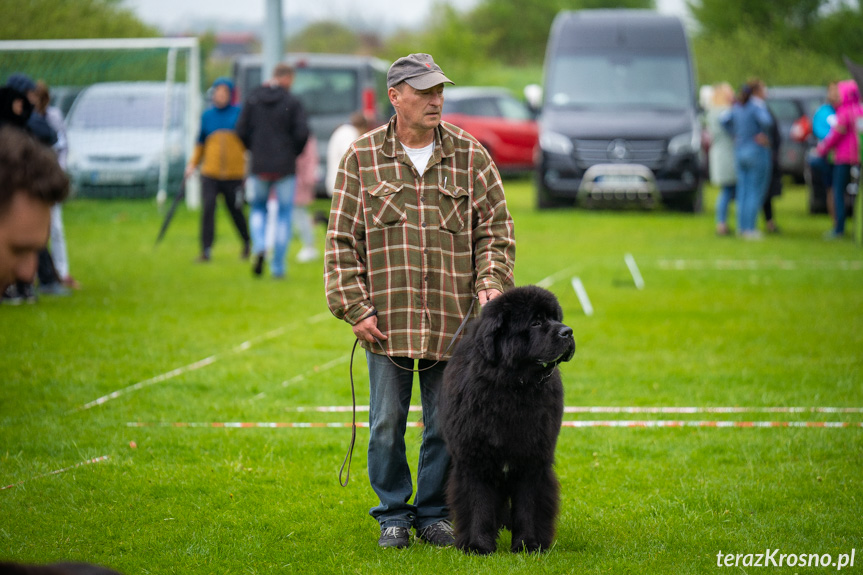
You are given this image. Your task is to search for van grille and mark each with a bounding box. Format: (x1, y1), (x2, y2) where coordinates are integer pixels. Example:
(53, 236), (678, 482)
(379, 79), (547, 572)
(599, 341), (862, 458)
(573, 139), (666, 170)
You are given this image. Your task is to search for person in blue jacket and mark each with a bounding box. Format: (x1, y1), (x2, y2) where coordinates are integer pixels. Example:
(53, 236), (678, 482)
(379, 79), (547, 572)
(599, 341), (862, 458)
(185, 77), (250, 262)
(721, 80), (774, 239)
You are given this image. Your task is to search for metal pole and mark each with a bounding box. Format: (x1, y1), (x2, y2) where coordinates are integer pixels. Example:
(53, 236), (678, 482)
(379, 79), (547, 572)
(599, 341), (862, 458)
(263, 0), (284, 81)
(185, 41), (202, 209)
(157, 47), (178, 206)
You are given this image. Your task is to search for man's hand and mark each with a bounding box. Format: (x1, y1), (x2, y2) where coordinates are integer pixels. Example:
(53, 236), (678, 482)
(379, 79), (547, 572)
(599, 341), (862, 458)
(184, 163), (197, 178)
(353, 315), (388, 343)
(478, 288), (502, 306)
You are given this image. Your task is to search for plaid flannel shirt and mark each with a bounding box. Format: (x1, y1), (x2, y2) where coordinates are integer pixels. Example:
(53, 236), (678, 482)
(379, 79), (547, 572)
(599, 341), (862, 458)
(325, 117), (516, 360)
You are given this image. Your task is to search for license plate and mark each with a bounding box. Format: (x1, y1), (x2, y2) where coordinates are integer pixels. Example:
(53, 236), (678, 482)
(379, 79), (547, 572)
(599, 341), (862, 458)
(92, 171), (137, 185)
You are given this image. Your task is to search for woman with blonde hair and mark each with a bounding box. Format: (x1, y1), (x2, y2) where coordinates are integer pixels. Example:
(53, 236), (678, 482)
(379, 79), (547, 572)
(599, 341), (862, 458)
(706, 82), (736, 235)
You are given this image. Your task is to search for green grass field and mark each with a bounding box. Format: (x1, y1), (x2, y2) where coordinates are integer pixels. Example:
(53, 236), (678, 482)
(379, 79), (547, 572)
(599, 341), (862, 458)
(2, 180), (862, 574)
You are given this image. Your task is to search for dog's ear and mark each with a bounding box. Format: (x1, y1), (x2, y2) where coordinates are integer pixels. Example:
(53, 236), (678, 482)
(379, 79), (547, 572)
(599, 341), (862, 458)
(475, 306), (505, 363)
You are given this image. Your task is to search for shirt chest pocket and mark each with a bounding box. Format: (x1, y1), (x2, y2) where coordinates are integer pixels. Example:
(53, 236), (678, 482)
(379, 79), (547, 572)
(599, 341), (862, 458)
(367, 181), (407, 228)
(438, 183), (469, 233)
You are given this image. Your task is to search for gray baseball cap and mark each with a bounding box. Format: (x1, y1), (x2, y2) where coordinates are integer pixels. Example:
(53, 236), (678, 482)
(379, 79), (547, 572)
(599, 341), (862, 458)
(387, 53), (454, 90)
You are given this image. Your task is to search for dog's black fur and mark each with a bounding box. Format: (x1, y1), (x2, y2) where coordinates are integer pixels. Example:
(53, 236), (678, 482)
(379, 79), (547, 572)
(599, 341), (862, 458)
(440, 285), (575, 554)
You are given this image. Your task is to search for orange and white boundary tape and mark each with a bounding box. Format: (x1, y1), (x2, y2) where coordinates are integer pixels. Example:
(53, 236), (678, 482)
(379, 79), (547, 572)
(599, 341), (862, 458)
(125, 420), (862, 429)
(284, 405), (863, 414)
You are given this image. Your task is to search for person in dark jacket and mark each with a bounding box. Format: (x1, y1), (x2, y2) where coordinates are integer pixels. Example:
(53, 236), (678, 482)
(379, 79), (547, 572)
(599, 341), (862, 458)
(236, 63), (309, 279)
(185, 77), (250, 262)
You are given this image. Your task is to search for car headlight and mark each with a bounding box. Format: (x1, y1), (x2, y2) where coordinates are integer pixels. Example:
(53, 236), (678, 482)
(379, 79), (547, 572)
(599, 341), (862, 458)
(668, 129), (700, 156)
(539, 131), (573, 156)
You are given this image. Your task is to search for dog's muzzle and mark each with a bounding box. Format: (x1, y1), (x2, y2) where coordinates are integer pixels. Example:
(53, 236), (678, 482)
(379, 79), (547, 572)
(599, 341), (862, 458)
(537, 325), (576, 368)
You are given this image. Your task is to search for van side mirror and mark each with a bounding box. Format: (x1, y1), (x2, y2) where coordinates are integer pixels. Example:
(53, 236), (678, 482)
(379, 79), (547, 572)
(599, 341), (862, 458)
(524, 84), (543, 117)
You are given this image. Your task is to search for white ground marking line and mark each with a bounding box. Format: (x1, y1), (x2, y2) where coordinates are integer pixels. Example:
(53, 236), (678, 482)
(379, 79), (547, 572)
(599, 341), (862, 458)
(1, 455), (110, 491)
(624, 253), (645, 290)
(657, 258), (863, 271)
(281, 405), (863, 414)
(250, 353), (352, 400)
(537, 266), (578, 289)
(571, 277), (594, 316)
(124, 421), (863, 429)
(75, 312), (332, 412)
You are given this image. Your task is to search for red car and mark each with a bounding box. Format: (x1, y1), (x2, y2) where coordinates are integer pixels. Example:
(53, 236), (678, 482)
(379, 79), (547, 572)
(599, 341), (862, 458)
(441, 87), (539, 173)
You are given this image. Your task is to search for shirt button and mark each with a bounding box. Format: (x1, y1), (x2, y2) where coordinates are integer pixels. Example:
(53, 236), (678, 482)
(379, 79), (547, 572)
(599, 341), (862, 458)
(424, 248), (429, 254)
(420, 196), (425, 203)
(424, 276), (428, 282)
(422, 221), (427, 228)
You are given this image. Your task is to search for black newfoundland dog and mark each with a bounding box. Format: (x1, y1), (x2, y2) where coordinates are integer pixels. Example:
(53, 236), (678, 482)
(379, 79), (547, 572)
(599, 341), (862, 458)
(440, 285), (576, 554)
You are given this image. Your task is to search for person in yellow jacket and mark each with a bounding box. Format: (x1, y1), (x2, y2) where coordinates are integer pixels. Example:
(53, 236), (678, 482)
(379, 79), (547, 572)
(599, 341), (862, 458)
(185, 78), (250, 262)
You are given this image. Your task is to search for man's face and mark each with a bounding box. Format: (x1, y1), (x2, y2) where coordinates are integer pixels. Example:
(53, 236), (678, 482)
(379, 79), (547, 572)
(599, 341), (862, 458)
(0, 192), (51, 291)
(212, 84), (231, 108)
(390, 83), (445, 133)
(275, 74), (293, 90)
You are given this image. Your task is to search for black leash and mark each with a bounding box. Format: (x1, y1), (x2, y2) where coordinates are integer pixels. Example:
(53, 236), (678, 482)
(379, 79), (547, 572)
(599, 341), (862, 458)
(339, 297), (476, 487)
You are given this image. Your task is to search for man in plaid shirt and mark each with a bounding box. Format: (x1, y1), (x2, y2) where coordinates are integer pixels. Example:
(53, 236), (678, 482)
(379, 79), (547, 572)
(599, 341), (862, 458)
(325, 53), (515, 549)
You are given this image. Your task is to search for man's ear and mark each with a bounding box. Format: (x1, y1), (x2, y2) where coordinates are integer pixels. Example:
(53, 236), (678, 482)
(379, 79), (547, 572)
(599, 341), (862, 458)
(388, 86), (400, 110)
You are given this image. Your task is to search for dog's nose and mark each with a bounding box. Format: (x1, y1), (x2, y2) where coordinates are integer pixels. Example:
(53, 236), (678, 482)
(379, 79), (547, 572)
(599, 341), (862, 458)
(558, 325), (573, 339)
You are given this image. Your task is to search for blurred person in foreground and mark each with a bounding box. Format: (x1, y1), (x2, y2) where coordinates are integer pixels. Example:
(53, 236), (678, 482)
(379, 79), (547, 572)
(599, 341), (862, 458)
(325, 53), (516, 549)
(810, 81), (840, 225)
(0, 125), (70, 293)
(1, 73), (62, 303)
(705, 82), (737, 235)
(185, 77), (251, 263)
(815, 79), (862, 240)
(292, 134), (319, 262)
(721, 80), (774, 240)
(236, 63), (309, 278)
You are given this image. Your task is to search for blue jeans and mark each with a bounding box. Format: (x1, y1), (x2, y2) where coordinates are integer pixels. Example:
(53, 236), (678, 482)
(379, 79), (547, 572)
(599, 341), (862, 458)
(715, 184), (736, 225)
(832, 164), (851, 234)
(366, 351), (450, 530)
(248, 174), (296, 277)
(735, 144), (771, 232)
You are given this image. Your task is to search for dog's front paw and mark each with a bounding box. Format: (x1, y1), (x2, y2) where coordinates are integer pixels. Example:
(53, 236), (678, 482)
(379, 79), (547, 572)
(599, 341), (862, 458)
(511, 537), (548, 554)
(458, 535), (497, 555)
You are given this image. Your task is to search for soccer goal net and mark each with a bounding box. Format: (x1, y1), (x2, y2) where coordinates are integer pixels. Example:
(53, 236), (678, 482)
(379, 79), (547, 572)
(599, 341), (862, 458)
(0, 38), (201, 203)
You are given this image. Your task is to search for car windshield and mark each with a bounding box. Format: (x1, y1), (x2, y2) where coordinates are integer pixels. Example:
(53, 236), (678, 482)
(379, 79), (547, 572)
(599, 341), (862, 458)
(292, 68), (359, 116)
(69, 91), (183, 130)
(547, 53), (692, 110)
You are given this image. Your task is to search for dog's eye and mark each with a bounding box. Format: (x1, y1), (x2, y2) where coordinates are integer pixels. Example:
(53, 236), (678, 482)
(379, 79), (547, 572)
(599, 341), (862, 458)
(531, 320), (543, 328)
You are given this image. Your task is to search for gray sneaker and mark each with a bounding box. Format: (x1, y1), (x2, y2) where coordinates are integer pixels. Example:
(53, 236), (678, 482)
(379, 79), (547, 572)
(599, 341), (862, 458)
(378, 526), (411, 549)
(417, 520), (455, 546)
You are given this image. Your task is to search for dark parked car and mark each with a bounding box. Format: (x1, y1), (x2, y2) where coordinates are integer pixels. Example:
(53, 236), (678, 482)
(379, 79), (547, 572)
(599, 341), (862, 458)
(441, 87), (538, 174)
(535, 10), (703, 211)
(765, 86), (826, 183)
(232, 53), (392, 195)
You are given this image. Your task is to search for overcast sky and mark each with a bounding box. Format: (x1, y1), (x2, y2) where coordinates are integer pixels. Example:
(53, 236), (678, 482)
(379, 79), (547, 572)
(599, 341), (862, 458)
(125, 0), (688, 32)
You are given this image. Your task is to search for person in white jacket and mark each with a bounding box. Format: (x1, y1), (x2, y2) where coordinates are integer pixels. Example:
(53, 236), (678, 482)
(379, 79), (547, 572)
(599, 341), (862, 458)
(325, 111), (369, 196)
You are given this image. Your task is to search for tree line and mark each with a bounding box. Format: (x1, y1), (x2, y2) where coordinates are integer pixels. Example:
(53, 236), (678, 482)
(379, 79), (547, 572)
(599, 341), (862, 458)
(3, 0), (860, 89)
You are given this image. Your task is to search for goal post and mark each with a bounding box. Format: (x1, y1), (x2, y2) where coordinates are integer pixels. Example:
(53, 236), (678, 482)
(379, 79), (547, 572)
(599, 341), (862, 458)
(0, 38), (202, 207)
